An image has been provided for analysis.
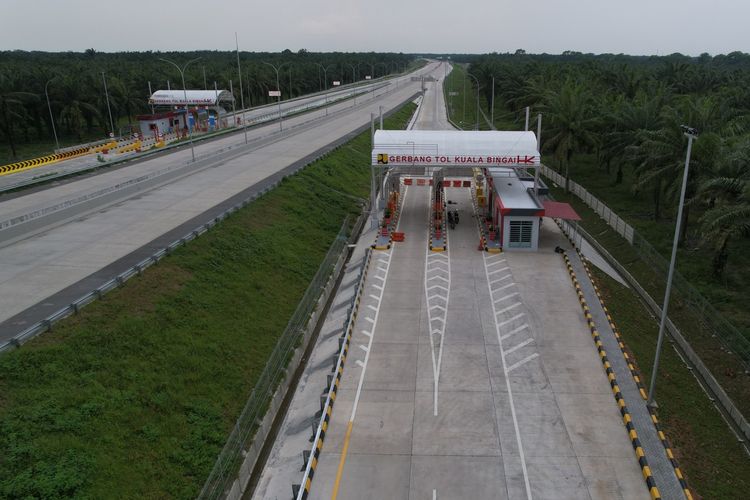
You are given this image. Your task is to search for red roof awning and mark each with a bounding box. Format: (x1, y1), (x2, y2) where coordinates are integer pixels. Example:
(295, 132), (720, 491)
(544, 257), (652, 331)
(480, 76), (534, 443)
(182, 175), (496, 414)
(543, 201), (581, 221)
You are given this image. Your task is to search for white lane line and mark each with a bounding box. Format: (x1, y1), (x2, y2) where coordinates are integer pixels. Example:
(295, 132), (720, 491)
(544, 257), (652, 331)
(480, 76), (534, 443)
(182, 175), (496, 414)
(495, 302), (522, 315)
(369, 294), (380, 301)
(507, 353), (540, 373)
(361, 330), (372, 338)
(497, 313), (524, 328)
(367, 304), (378, 312)
(494, 292), (520, 304)
(490, 274), (513, 285)
(488, 266), (510, 275)
(500, 324), (529, 341)
(373, 284), (383, 291)
(503, 338), (534, 357)
(358, 344), (369, 353)
(365, 317), (375, 323)
(483, 254), (533, 500)
(493, 282), (515, 292)
(485, 258), (507, 267)
(425, 185), (450, 417)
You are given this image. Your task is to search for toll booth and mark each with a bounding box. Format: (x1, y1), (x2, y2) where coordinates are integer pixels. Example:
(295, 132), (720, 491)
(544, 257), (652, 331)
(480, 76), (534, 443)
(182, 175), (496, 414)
(372, 130), (547, 252)
(139, 90), (235, 138)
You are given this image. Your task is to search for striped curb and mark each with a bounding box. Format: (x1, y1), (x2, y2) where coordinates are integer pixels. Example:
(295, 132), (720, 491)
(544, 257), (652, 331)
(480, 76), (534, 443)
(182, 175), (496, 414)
(0, 146), (90, 177)
(296, 248), (373, 499)
(578, 255), (694, 500)
(562, 251), (661, 500)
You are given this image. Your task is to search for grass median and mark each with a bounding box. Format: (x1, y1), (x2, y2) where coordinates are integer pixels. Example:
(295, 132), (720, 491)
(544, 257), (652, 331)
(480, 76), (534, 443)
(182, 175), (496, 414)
(0, 102), (417, 498)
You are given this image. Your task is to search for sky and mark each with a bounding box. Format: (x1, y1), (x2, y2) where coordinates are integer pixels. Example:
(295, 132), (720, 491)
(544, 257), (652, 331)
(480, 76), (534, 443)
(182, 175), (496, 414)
(0, 0), (747, 56)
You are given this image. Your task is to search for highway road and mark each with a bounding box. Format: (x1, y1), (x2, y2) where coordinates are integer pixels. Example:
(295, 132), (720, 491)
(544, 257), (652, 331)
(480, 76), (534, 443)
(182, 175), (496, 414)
(0, 63), (438, 342)
(254, 68), (657, 500)
(0, 76), (400, 190)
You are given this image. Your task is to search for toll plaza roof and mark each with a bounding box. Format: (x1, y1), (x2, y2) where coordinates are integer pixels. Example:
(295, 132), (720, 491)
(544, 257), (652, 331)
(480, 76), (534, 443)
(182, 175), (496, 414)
(490, 168), (543, 211)
(148, 90), (234, 106)
(542, 201), (581, 220)
(372, 130), (539, 167)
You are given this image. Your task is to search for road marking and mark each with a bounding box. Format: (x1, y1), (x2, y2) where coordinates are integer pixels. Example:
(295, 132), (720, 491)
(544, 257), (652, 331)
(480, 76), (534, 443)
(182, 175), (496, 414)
(494, 282), (515, 292)
(365, 316), (375, 323)
(332, 184), (408, 500)
(503, 338), (534, 357)
(507, 353), (540, 373)
(489, 274), (513, 285)
(424, 185), (450, 417)
(500, 324), (529, 341)
(483, 253), (533, 500)
(496, 302), (522, 315)
(488, 266), (510, 275)
(498, 313), (524, 328)
(485, 258), (507, 267)
(367, 304), (378, 312)
(369, 294), (380, 301)
(494, 292), (520, 304)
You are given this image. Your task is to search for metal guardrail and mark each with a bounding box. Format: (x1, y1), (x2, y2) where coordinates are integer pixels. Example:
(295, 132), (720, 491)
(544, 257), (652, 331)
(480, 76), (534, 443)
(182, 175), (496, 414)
(556, 218), (750, 445)
(197, 211), (368, 499)
(541, 165), (750, 368)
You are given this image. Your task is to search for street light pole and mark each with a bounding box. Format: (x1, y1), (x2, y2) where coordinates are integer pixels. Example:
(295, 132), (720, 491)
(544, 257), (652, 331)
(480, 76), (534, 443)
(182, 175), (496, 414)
(314, 63), (335, 116)
(491, 76), (495, 128)
(101, 71), (115, 137)
(262, 61), (289, 132)
(467, 72), (480, 130)
(159, 57), (201, 162)
(44, 79), (60, 151)
(647, 126), (698, 408)
(346, 63), (357, 105)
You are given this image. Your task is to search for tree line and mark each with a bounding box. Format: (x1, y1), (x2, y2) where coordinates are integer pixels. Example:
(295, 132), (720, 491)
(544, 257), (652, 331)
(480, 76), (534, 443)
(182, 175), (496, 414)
(0, 49), (415, 156)
(460, 51), (750, 277)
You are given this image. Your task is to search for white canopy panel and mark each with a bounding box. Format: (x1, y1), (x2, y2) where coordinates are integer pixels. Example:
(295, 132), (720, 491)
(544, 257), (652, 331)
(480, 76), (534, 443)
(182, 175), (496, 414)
(372, 130), (539, 167)
(149, 90), (234, 106)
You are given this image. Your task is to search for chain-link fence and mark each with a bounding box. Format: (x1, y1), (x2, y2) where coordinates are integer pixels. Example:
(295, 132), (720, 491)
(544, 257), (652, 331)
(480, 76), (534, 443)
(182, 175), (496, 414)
(541, 165), (750, 367)
(198, 215), (360, 499)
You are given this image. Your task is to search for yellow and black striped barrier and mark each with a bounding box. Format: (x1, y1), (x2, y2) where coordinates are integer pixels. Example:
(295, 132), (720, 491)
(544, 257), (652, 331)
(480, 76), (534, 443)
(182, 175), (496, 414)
(0, 146), (91, 177)
(562, 251), (661, 500)
(298, 249), (372, 500)
(579, 257), (694, 500)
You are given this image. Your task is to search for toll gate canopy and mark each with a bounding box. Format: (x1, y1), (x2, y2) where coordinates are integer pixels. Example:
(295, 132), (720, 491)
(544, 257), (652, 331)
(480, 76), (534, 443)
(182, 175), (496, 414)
(372, 130), (539, 168)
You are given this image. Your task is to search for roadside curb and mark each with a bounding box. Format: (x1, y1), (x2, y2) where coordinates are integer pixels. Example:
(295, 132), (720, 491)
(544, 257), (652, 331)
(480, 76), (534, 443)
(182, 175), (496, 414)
(561, 251), (661, 500)
(295, 248), (373, 499)
(579, 256), (694, 500)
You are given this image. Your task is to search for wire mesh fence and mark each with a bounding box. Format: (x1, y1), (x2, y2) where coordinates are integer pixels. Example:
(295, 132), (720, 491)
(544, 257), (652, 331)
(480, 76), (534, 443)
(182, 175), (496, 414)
(541, 165), (750, 367)
(197, 215), (359, 499)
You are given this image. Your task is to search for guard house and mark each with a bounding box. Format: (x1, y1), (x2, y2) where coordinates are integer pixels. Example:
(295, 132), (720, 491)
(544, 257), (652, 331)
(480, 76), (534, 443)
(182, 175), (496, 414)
(372, 130), (548, 252)
(137, 90), (234, 138)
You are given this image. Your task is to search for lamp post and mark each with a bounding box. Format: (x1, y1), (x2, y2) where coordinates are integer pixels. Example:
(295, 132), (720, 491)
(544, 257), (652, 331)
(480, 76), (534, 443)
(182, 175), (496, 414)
(646, 126), (698, 408)
(44, 79), (60, 151)
(159, 56), (201, 162)
(314, 63), (335, 116)
(101, 71), (115, 138)
(262, 61), (289, 132)
(346, 63), (357, 105)
(359, 62), (375, 99)
(467, 72), (480, 130)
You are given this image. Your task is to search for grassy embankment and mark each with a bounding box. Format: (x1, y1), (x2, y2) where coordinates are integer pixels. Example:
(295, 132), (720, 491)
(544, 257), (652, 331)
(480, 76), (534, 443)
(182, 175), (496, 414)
(444, 64), (749, 498)
(0, 102), (417, 498)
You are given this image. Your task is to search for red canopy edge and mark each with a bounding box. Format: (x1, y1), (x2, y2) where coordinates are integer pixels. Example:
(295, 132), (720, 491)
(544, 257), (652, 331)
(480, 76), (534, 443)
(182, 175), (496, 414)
(542, 201), (582, 221)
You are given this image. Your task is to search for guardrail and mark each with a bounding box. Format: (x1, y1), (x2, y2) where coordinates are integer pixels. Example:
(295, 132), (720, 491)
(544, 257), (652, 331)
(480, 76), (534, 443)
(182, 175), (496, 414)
(541, 165), (750, 368)
(197, 213), (364, 500)
(556, 218), (750, 445)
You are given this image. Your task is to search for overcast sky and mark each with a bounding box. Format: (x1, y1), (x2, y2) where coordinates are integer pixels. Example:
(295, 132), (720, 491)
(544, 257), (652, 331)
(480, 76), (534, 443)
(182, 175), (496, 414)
(1, 0), (747, 56)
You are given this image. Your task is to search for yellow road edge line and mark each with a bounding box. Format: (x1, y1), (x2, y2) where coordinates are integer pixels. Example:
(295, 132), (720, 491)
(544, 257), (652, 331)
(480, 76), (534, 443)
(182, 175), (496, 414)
(330, 421), (354, 500)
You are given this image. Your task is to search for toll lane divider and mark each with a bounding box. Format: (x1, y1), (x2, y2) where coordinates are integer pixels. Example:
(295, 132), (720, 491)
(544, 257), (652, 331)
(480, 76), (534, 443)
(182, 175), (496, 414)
(294, 247), (374, 500)
(0, 146), (90, 177)
(561, 251), (661, 500)
(579, 254), (694, 500)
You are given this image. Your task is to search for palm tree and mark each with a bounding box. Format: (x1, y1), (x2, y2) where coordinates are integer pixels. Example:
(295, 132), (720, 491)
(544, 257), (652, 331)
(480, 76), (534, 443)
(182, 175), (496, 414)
(542, 79), (598, 192)
(697, 141), (750, 277)
(0, 72), (38, 159)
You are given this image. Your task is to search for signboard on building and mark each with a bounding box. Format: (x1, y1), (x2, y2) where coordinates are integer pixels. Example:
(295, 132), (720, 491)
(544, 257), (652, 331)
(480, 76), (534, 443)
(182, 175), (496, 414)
(268, 90), (281, 97)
